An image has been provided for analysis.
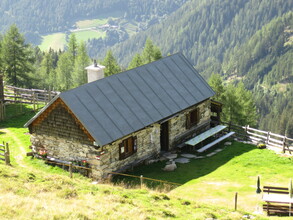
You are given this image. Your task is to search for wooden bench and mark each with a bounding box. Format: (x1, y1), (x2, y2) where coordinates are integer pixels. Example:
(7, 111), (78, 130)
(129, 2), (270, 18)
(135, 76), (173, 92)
(197, 131), (235, 153)
(262, 186), (293, 216)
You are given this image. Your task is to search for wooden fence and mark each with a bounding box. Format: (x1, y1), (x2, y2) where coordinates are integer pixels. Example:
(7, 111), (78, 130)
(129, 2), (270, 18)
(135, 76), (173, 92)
(223, 122), (293, 153)
(0, 85), (59, 120)
(0, 142), (10, 165)
(4, 85), (59, 108)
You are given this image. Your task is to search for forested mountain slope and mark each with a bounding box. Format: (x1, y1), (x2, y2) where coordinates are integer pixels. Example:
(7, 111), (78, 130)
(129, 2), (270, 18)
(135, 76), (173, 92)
(113, 0), (292, 73)
(227, 12), (292, 136)
(111, 0), (292, 136)
(0, 0), (187, 41)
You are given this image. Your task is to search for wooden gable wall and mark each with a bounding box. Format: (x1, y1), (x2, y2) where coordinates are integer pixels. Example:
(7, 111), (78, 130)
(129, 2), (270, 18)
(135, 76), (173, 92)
(29, 98), (94, 144)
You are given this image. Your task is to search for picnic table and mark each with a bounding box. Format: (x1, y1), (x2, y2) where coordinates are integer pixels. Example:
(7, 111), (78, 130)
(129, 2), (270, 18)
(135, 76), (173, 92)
(262, 186), (293, 216)
(185, 125), (227, 146)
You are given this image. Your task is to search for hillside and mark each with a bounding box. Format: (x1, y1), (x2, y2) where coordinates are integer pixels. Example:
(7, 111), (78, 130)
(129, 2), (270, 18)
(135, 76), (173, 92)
(224, 12), (293, 137)
(110, 0), (292, 136)
(0, 0), (187, 49)
(0, 112), (260, 220)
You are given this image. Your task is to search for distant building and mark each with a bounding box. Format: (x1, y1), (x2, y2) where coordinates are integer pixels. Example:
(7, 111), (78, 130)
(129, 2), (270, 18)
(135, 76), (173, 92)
(25, 53), (215, 179)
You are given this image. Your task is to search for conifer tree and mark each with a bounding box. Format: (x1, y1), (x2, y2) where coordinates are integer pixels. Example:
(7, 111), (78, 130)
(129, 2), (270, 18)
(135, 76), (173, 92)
(1, 25), (34, 87)
(128, 53), (143, 69)
(101, 50), (121, 77)
(208, 73), (226, 102)
(68, 34), (78, 65)
(56, 52), (73, 91)
(72, 42), (90, 87)
(38, 52), (55, 89)
(141, 38), (162, 64)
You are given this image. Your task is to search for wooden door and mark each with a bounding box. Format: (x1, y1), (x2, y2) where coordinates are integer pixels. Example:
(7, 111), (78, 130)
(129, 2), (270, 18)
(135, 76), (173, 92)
(160, 121), (169, 151)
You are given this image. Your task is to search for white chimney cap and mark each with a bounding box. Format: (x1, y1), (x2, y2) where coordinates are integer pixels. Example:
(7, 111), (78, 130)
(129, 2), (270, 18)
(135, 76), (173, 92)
(85, 64), (105, 71)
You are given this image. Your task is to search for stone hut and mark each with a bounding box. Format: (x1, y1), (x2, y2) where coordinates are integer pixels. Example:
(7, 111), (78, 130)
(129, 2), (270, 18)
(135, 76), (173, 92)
(25, 53), (215, 179)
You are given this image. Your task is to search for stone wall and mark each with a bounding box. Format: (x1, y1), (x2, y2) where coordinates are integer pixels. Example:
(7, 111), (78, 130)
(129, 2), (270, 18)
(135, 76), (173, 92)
(169, 99), (211, 148)
(89, 124), (161, 178)
(30, 122), (161, 179)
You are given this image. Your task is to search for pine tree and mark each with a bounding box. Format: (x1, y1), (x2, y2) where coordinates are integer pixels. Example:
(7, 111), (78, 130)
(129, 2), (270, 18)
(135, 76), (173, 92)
(101, 50), (121, 77)
(68, 34), (78, 65)
(1, 25), (34, 87)
(56, 52), (73, 91)
(72, 42), (91, 87)
(38, 52), (55, 89)
(128, 53), (143, 69)
(208, 73), (226, 102)
(142, 38), (162, 64)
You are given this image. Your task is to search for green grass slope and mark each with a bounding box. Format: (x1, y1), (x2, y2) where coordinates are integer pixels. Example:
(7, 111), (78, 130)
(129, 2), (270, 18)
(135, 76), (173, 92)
(1, 108), (291, 219)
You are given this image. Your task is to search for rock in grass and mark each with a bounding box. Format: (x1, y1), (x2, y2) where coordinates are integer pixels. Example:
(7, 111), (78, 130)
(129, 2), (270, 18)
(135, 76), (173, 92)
(181, 153), (197, 158)
(174, 157), (190, 163)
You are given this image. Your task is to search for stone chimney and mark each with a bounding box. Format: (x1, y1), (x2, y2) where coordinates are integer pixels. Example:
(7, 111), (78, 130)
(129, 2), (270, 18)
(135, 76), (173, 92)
(85, 60), (106, 83)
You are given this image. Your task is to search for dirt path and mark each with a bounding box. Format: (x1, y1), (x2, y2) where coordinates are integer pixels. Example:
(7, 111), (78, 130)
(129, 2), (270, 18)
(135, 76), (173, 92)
(1, 128), (28, 168)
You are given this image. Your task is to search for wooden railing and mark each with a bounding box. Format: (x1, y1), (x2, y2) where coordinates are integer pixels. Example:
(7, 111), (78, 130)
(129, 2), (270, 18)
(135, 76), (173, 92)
(222, 122), (293, 153)
(4, 85), (59, 107)
(0, 142), (10, 165)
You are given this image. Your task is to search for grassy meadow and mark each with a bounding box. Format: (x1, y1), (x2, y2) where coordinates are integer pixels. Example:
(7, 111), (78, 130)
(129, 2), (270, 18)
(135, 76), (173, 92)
(76, 19), (108, 29)
(39, 33), (66, 51)
(0, 105), (292, 219)
(74, 30), (106, 42)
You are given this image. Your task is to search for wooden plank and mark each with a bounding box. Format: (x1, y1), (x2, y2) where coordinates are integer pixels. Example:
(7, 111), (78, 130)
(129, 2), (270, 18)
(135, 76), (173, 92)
(269, 137), (283, 145)
(264, 186), (289, 190)
(0, 158), (5, 161)
(270, 132), (285, 139)
(247, 131), (267, 139)
(267, 141), (282, 148)
(249, 136), (262, 142)
(197, 132), (235, 153)
(246, 126), (268, 134)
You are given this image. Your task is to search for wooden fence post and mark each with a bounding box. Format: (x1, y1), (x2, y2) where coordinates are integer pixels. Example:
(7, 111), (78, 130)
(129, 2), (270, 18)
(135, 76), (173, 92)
(5, 143), (10, 165)
(234, 192), (238, 211)
(48, 87), (52, 103)
(32, 92), (36, 111)
(69, 162), (73, 178)
(283, 136), (287, 153)
(140, 175), (143, 189)
(266, 132), (270, 145)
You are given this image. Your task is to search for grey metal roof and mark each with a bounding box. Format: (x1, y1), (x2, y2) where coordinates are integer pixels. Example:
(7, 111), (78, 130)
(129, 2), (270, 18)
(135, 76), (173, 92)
(26, 53), (215, 146)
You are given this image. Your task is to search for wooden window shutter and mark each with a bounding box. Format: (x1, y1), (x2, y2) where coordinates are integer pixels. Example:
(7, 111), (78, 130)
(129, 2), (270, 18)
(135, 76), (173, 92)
(128, 137), (133, 154)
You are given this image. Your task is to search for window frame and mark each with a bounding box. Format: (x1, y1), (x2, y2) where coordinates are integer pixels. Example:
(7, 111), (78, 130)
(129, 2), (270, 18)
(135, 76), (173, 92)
(186, 108), (200, 129)
(119, 136), (137, 160)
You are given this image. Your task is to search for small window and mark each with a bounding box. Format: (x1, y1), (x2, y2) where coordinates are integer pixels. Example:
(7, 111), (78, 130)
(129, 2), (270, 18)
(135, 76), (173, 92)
(119, 136), (137, 160)
(186, 108), (200, 129)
